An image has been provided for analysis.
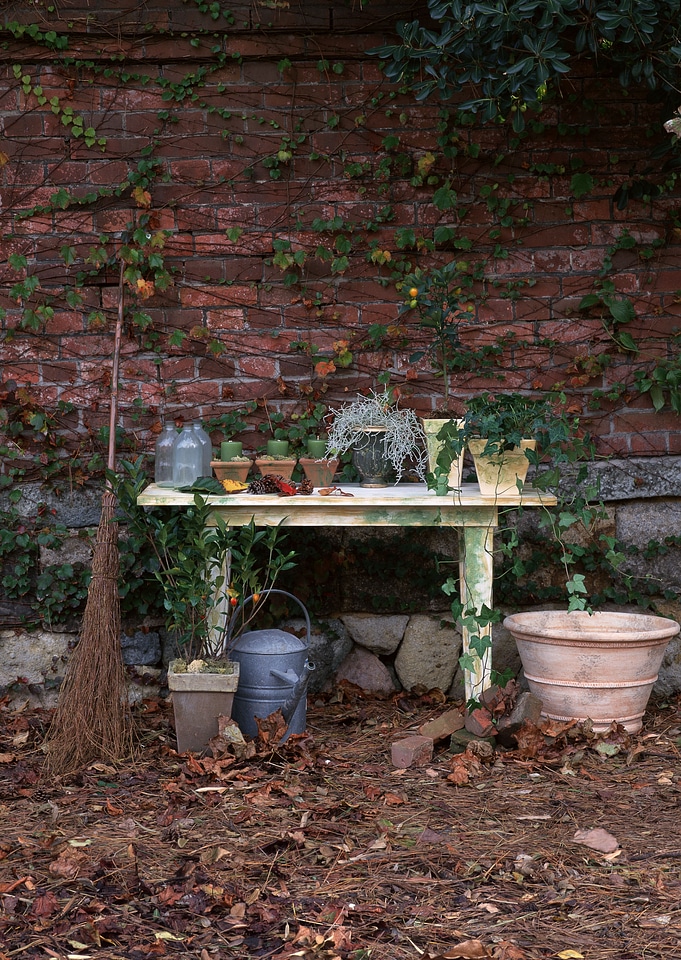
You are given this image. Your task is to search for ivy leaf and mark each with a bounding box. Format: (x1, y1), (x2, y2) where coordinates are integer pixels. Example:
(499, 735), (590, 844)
(607, 299), (635, 325)
(570, 172), (594, 198)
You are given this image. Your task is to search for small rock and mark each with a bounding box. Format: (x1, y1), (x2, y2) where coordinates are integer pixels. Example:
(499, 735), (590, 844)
(335, 646), (396, 695)
(391, 735), (434, 769)
(465, 706), (495, 738)
(419, 707), (465, 742)
(450, 728), (496, 754)
(496, 692), (543, 746)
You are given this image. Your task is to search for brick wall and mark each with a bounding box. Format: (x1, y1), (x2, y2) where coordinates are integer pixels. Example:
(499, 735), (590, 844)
(1, 0), (680, 466)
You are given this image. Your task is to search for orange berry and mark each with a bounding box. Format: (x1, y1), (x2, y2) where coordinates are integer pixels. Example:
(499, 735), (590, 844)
(408, 287), (418, 298)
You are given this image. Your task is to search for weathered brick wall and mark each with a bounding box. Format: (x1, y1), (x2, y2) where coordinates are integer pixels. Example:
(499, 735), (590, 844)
(1, 0), (680, 467)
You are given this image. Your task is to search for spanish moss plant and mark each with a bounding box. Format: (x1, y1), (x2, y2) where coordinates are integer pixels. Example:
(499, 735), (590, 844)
(325, 389), (428, 483)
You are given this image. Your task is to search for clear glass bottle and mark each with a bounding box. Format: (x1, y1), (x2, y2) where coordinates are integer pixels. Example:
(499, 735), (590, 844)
(192, 421), (212, 476)
(154, 423), (177, 487)
(172, 425), (203, 487)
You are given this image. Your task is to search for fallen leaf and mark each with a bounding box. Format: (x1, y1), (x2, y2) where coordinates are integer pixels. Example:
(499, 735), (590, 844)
(572, 827), (619, 853)
(557, 951), (584, 959)
(31, 891), (59, 917)
(434, 941), (492, 959)
(154, 931), (185, 941)
(0, 753), (16, 764)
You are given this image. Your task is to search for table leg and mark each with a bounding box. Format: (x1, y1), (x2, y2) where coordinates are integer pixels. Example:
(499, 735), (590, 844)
(459, 523), (495, 702)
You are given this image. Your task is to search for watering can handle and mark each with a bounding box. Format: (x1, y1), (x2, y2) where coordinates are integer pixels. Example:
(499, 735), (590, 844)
(223, 588), (311, 648)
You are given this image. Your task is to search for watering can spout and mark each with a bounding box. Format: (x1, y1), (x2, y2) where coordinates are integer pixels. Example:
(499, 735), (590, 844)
(275, 659), (315, 725)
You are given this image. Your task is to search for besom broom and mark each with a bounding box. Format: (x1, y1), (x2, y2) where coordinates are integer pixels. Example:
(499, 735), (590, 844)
(45, 262), (133, 773)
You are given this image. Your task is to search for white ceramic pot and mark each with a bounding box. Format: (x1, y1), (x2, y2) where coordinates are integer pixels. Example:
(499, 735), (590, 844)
(468, 438), (535, 496)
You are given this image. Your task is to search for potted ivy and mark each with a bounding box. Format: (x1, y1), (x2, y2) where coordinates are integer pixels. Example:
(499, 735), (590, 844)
(437, 392), (585, 496)
(325, 388), (428, 486)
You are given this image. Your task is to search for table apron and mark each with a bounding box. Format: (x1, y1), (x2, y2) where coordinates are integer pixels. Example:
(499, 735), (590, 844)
(205, 505), (499, 528)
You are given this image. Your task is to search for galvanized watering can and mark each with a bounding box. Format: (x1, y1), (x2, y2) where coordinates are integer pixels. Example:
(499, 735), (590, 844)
(225, 589), (315, 741)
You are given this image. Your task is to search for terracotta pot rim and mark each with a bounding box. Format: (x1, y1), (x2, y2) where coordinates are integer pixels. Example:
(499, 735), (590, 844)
(504, 609), (680, 644)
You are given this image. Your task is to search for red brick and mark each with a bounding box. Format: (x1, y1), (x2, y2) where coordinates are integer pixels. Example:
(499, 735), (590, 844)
(238, 356), (279, 378)
(391, 735), (433, 769)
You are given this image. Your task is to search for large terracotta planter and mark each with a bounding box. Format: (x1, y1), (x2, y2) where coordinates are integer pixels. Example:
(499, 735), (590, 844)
(422, 418), (464, 489)
(468, 438), (535, 497)
(167, 660), (240, 753)
(504, 610), (680, 733)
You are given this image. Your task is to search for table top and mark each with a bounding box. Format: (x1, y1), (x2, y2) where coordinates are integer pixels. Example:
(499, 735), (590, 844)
(138, 482), (556, 528)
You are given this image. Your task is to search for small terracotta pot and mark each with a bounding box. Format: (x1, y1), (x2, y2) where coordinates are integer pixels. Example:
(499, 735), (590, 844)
(212, 459), (252, 484)
(255, 458), (297, 481)
(299, 457), (339, 488)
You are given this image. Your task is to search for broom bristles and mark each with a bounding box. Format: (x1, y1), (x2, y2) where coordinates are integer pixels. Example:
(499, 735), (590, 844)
(45, 489), (133, 774)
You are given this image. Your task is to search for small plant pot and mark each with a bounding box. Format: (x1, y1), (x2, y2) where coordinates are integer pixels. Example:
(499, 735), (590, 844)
(167, 660), (240, 753)
(255, 458), (297, 481)
(220, 440), (243, 460)
(266, 440), (290, 458)
(212, 459), (252, 484)
(504, 610), (680, 733)
(468, 438), (535, 496)
(299, 457), (339, 488)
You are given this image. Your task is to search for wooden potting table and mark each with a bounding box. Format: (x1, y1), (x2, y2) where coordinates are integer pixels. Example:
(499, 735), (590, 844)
(138, 482), (556, 700)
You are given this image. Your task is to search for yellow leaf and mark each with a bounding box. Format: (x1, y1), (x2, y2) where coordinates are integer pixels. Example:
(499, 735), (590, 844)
(557, 952), (584, 959)
(154, 932), (185, 941)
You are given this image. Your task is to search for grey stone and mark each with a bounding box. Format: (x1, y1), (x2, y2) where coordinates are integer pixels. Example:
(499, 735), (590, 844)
(616, 500), (681, 592)
(394, 614), (462, 692)
(651, 599), (681, 695)
(0, 628), (73, 688)
(120, 628), (162, 665)
(40, 535), (92, 569)
(340, 613), (409, 655)
(547, 455), (681, 501)
(3, 483), (104, 527)
(335, 646), (396, 695)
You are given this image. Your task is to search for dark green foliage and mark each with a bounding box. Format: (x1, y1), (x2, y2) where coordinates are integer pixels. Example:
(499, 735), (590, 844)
(371, 1), (681, 129)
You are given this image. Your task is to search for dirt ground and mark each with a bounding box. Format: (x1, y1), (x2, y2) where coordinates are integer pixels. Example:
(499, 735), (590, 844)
(1, 687), (681, 960)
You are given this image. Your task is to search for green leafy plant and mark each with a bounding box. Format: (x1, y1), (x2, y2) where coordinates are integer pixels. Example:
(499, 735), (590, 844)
(398, 261), (478, 409)
(371, 1), (681, 131)
(115, 461), (296, 661)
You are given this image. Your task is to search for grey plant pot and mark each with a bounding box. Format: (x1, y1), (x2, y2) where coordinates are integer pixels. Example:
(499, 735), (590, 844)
(167, 661), (240, 753)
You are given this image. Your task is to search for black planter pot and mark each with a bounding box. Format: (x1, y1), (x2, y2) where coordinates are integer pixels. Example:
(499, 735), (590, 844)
(351, 428), (396, 487)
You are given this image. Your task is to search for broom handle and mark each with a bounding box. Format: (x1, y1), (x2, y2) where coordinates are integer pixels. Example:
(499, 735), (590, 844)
(107, 259), (125, 478)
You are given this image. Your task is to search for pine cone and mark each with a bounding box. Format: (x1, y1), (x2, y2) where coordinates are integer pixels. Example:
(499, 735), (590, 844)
(298, 478), (314, 495)
(248, 474), (285, 494)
